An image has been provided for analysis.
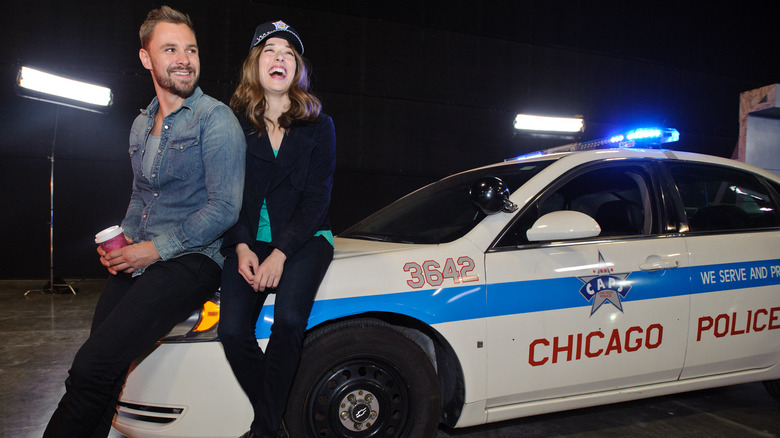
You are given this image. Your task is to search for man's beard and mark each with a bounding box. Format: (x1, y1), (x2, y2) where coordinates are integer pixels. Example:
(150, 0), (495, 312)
(155, 66), (199, 98)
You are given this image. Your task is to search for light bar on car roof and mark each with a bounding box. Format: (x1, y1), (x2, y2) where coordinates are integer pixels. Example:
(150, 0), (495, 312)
(507, 127), (680, 161)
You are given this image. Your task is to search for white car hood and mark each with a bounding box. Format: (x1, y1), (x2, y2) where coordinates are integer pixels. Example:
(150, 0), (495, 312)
(332, 236), (425, 260)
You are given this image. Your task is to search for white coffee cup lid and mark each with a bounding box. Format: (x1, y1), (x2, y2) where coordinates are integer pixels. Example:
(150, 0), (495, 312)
(95, 225), (124, 243)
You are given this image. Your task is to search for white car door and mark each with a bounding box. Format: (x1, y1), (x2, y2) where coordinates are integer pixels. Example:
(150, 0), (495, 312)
(484, 161), (689, 408)
(668, 162), (780, 378)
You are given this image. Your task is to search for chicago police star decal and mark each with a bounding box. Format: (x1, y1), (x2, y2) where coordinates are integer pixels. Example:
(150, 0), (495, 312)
(578, 251), (632, 315)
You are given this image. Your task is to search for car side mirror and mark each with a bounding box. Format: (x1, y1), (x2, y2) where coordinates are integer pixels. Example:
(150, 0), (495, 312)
(526, 210), (601, 242)
(469, 176), (518, 215)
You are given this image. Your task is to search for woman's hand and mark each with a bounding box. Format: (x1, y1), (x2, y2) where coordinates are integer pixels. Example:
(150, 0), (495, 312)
(236, 243), (261, 288)
(253, 248), (287, 292)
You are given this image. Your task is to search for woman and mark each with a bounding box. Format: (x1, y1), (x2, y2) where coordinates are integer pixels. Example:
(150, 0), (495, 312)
(219, 20), (336, 438)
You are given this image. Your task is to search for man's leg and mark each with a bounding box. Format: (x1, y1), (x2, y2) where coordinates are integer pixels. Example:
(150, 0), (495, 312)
(91, 272), (134, 334)
(44, 254), (220, 438)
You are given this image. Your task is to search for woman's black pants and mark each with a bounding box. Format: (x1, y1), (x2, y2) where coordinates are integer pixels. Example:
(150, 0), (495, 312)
(219, 237), (333, 437)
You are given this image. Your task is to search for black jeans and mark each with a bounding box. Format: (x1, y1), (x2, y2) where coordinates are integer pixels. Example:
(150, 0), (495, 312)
(219, 237), (333, 437)
(44, 254), (221, 438)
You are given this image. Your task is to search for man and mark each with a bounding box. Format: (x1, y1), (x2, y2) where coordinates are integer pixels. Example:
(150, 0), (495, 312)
(43, 6), (246, 437)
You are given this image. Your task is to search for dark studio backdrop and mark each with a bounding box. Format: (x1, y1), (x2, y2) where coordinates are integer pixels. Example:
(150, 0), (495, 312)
(1, 0), (778, 279)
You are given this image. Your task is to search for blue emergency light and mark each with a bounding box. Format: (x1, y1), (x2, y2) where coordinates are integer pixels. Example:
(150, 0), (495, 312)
(507, 127), (680, 161)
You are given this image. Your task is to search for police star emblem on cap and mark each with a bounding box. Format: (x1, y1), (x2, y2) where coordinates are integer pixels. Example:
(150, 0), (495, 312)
(273, 20), (289, 31)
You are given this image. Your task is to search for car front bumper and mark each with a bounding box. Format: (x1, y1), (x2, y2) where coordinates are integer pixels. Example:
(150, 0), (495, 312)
(114, 341), (252, 438)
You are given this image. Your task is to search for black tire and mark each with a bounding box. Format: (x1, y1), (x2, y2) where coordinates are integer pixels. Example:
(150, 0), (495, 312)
(285, 319), (441, 437)
(764, 379), (780, 402)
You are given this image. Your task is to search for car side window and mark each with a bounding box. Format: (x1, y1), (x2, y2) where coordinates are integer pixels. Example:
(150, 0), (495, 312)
(496, 163), (656, 247)
(668, 163), (780, 232)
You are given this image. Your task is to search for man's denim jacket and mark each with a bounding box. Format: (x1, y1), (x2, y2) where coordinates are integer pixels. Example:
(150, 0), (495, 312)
(122, 87), (246, 275)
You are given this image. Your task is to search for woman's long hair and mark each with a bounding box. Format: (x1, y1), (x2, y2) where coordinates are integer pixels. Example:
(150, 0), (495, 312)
(230, 44), (321, 136)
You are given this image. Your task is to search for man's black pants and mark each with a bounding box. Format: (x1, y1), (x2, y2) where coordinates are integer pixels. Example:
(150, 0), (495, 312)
(44, 254), (221, 438)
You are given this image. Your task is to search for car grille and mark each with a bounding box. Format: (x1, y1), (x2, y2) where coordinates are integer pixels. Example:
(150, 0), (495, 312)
(116, 401), (186, 424)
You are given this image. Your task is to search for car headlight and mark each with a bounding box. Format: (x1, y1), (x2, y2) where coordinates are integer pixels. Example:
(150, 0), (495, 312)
(161, 291), (220, 342)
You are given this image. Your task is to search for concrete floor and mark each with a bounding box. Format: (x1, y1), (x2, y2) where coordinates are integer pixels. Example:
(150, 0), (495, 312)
(2, 278), (779, 438)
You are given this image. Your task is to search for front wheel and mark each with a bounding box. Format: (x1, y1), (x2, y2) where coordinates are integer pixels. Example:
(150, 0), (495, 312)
(285, 319), (441, 437)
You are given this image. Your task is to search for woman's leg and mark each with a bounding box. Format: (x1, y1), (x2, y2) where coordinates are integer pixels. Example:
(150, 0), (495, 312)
(219, 247), (270, 408)
(252, 237), (333, 435)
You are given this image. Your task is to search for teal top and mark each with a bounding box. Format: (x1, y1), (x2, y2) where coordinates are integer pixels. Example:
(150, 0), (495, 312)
(256, 148), (334, 247)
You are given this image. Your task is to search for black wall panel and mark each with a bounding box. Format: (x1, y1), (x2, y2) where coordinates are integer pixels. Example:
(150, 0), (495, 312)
(1, 0), (778, 278)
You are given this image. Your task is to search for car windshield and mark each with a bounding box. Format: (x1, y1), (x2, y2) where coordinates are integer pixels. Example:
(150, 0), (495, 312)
(340, 160), (554, 244)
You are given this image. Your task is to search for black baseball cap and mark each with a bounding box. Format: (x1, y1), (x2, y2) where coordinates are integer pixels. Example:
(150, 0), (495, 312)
(250, 20), (304, 55)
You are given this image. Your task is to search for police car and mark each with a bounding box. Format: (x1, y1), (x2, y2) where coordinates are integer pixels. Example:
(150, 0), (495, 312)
(114, 128), (780, 438)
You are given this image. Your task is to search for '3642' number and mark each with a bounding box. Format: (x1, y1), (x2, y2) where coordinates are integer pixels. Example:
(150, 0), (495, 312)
(403, 256), (479, 288)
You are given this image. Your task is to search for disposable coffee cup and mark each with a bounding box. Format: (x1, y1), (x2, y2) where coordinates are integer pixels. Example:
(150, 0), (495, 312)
(95, 226), (127, 252)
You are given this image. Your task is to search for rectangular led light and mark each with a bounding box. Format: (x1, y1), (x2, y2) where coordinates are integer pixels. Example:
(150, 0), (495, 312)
(17, 66), (113, 107)
(514, 114), (584, 133)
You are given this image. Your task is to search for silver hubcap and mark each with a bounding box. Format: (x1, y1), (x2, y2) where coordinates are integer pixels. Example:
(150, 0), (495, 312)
(338, 389), (379, 431)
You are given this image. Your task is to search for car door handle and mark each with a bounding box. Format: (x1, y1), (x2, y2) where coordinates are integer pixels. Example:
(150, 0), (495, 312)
(639, 257), (680, 271)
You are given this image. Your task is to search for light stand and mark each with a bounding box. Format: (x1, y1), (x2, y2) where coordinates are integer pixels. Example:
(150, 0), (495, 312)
(16, 66), (113, 295)
(24, 108), (77, 294)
